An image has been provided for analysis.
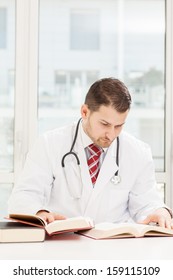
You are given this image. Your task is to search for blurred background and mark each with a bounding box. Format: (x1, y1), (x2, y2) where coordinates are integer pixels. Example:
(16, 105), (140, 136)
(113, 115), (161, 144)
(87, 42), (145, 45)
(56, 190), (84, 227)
(0, 0), (173, 218)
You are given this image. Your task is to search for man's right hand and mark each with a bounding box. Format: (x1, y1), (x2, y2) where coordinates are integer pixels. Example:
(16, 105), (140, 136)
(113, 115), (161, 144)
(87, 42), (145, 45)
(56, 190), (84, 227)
(36, 210), (66, 223)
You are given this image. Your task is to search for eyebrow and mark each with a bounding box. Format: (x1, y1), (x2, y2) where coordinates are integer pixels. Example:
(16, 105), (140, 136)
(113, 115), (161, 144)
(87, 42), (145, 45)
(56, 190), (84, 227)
(100, 119), (125, 126)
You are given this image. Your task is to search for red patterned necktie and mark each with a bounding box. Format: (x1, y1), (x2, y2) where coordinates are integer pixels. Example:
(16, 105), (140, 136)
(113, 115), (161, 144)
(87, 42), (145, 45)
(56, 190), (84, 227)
(87, 144), (102, 185)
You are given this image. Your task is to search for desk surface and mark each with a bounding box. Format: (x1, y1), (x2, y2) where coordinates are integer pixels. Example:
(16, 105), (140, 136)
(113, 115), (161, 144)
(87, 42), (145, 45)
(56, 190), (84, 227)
(1, 233), (173, 260)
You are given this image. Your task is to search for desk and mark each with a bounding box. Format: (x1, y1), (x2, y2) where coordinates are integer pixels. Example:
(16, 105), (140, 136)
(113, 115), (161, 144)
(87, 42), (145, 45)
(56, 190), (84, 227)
(0, 233), (173, 260)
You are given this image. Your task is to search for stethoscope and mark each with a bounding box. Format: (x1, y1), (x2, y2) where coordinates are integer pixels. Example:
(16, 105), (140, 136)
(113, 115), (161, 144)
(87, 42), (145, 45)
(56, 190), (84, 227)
(61, 118), (121, 187)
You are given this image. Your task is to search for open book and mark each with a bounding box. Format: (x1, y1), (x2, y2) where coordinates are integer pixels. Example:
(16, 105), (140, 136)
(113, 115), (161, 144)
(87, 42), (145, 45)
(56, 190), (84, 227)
(79, 222), (173, 239)
(8, 213), (94, 236)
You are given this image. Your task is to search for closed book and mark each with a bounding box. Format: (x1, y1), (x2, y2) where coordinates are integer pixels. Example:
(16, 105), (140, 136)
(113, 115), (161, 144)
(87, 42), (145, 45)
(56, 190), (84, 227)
(0, 221), (45, 243)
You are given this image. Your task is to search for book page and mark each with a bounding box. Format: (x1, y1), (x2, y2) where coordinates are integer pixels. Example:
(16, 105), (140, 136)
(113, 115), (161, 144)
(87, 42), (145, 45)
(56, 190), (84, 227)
(94, 222), (144, 233)
(142, 224), (173, 236)
(80, 222), (139, 239)
(45, 216), (93, 235)
(9, 213), (47, 227)
(93, 222), (132, 231)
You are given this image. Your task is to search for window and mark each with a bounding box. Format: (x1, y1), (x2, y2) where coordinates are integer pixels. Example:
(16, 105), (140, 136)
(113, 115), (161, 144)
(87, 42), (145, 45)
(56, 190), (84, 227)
(0, 0), (15, 219)
(70, 10), (100, 50)
(39, 0), (165, 170)
(0, 2), (15, 173)
(123, 0), (165, 172)
(0, 0), (173, 217)
(38, 0), (167, 200)
(0, 8), (7, 49)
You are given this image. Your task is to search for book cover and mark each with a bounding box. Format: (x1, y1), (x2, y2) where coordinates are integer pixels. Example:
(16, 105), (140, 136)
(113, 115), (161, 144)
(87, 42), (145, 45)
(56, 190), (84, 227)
(0, 221), (45, 243)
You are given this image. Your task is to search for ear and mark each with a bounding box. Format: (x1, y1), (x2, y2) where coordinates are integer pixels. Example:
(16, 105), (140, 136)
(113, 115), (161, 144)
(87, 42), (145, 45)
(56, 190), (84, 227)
(81, 104), (89, 119)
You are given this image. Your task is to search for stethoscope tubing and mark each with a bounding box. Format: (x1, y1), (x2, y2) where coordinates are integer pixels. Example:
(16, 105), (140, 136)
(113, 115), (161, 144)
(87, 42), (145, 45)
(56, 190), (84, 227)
(61, 118), (81, 167)
(61, 118), (120, 183)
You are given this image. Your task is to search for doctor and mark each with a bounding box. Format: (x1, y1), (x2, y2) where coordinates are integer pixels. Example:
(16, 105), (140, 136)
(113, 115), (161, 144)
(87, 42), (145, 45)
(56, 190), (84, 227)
(8, 78), (172, 228)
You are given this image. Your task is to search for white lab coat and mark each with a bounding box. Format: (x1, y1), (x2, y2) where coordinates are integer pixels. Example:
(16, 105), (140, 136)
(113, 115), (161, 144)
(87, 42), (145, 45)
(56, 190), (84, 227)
(8, 121), (166, 223)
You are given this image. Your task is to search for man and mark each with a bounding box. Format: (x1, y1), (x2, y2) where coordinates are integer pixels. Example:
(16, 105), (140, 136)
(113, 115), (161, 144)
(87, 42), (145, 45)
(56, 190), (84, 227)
(8, 78), (172, 228)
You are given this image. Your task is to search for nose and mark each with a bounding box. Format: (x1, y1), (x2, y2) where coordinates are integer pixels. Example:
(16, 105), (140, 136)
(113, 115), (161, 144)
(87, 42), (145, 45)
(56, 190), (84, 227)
(105, 127), (117, 141)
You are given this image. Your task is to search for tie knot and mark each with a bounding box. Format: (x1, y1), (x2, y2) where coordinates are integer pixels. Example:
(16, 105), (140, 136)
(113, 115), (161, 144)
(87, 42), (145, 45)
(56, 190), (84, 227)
(88, 143), (102, 157)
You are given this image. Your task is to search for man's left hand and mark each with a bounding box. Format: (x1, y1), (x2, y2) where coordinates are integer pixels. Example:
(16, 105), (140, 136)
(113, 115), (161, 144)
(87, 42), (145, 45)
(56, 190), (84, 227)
(140, 207), (173, 229)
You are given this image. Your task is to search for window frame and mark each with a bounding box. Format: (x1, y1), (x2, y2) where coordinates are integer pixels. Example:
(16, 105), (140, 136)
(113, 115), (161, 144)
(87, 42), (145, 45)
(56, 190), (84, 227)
(0, 0), (172, 209)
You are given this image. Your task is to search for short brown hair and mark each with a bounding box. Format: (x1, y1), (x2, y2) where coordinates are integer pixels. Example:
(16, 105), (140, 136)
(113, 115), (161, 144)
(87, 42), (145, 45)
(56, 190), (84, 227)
(84, 77), (131, 113)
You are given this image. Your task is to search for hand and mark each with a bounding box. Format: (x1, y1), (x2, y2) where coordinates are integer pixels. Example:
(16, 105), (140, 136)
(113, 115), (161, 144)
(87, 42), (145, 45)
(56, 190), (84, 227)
(36, 210), (66, 223)
(139, 208), (173, 229)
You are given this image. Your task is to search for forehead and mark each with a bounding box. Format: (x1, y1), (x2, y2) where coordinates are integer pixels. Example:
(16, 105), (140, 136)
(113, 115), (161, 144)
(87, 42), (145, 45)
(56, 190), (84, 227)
(91, 105), (129, 125)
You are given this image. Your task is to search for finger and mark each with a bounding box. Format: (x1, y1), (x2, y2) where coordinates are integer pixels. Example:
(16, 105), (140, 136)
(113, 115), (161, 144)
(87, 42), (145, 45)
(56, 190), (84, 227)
(54, 213), (66, 220)
(46, 213), (55, 223)
(165, 220), (171, 229)
(165, 219), (172, 229)
(37, 213), (49, 222)
(138, 216), (151, 225)
(156, 217), (165, 228)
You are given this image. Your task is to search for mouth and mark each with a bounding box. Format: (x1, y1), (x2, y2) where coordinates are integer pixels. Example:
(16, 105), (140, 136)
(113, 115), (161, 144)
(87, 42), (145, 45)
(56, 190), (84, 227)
(101, 138), (111, 143)
(99, 138), (112, 147)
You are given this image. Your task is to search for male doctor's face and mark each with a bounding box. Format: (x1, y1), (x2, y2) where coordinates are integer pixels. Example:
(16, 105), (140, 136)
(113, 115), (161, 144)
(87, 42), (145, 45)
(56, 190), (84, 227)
(81, 104), (129, 148)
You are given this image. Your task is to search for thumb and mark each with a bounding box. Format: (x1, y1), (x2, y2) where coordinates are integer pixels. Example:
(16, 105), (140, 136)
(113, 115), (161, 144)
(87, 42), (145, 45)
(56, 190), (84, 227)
(138, 216), (151, 225)
(54, 213), (67, 220)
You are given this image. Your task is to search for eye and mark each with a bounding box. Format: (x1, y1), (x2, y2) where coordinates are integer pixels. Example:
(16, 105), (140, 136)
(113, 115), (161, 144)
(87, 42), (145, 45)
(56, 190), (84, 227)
(115, 124), (123, 129)
(101, 122), (109, 126)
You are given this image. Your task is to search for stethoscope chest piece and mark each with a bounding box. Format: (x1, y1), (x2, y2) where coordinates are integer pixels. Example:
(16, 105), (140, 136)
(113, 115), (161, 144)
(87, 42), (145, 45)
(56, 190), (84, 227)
(111, 175), (121, 185)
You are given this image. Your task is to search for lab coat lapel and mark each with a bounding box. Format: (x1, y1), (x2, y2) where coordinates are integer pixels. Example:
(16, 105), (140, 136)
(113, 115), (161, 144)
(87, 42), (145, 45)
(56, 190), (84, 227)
(77, 140), (98, 214)
(76, 142), (92, 188)
(74, 122), (93, 189)
(83, 139), (119, 218)
(94, 140), (119, 191)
